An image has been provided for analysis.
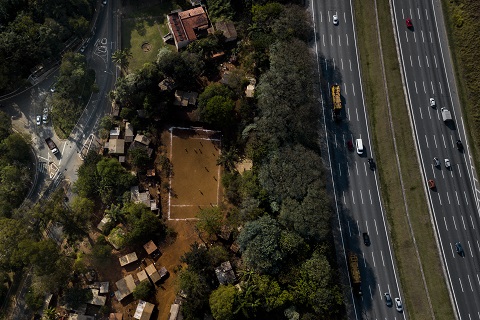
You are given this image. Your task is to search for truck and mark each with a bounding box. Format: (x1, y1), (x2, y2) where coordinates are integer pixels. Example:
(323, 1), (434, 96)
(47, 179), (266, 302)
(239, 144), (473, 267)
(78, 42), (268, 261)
(441, 107), (452, 122)
(331, 84), (342, 120)
(45, 137), (59, 155)
(348, 252), (362, 295)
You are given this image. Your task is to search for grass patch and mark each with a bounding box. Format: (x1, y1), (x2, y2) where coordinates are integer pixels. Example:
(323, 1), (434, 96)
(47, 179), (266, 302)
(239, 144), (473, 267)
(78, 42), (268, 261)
(353, 0), (454, 319)
(121, 2), (181, 72)
(440, 0), (480, 183)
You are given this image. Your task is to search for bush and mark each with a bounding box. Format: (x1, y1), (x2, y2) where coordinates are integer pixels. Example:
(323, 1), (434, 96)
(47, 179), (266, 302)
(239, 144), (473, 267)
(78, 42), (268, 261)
(133, 281), (153, 300)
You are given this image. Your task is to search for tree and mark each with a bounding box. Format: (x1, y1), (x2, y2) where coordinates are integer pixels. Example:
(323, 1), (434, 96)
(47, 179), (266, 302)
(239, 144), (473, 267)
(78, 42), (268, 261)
(70, 196), (94, 224)
(91, 235), (111, 262)
(201, 95), (236, 129)
(253, 274), (292, 312)
(43, 307), (58, 320)
(133, 281), (153, 300)
(178, 268), (211, 319)
(291, 252), (343, 316)
(124, 206), (164, 246)
(209, 284), (237, 320)
(63, 286), (93, 310)
(96, 158), (136, 204)
(111, 49), (132, 73)
(0, 111), (12, 141)
(74, 151), (101, 198)
(216, 147), (239, 172)
(196, 207), (223, 238)
(0, 218), (30, 270)
(23, 239), (61, 276)
(129, 147), (149, 170)
(181, 242), (210, 273)
(237, 215), (285, 275)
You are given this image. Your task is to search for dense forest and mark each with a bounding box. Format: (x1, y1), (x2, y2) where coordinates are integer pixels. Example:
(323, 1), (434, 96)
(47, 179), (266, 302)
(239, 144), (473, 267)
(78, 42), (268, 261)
(0, 0), (95, 93)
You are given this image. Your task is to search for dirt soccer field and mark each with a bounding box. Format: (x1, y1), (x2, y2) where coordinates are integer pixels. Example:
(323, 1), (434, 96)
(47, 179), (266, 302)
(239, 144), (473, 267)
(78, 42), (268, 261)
(168, 127), (222, 220)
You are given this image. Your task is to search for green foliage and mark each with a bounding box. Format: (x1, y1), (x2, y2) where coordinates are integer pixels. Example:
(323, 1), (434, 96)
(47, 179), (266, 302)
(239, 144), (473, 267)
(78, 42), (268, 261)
(237, 215), (285, 275)
(97, 158), (137, 204)
(209, 284), (237, 320)
(198, 84), (236, 130)
(178, 268), (212, 319)
(43, 307), (58, 320)
(129, 147), (150, 170)
(25, 287), (44, 311)
(112, 49), (132, 72)
(186, 32), (224, 57)
(181, 242), (211, 273)
(0, 111), (12, 140)
(64, 286), (93, 310)
(133, 280), (153, 300)
(206, 0), (234, 22)
(196, 207), (223, 238)
(70, 196), (94, 223)
(22, 239), (61, 276)
(74, 151), (102, 198)
(253, 274), (292, 312)
(0, 217), (31, 270)
(207, 245), (230, 267)
(120, 107), (135, 120)
(123, 203), (164, 246)
(156, 48), (204, 87)
(92, 235), (112, 262)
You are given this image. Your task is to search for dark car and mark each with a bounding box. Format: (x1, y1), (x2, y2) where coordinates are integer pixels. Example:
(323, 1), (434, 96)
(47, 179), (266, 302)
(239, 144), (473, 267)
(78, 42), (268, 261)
(368, 158), (375, 170)
(406, 18), (413, 28)
(347, 140), (354, 151)
(455, 242), (464, 256)
(363, 232), (370, 246)
(456, 140), (464, 151)
(428, 179), (435, 190)
(384, 292), (393, 307)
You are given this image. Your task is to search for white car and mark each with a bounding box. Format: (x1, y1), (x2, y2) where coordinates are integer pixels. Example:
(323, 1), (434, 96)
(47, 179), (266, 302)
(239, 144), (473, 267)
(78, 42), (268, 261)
(102, 0), (107, 5)
(445, 159), (451, 169)
(333, 14), (339, 25)
(429, 98), (435, 107)
(36, 115), (41, 125)
(395, 297), (403, 312)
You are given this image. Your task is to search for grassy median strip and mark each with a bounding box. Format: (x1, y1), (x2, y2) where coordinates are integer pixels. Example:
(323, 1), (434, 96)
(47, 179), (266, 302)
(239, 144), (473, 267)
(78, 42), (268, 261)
(353, 0), (454, 319)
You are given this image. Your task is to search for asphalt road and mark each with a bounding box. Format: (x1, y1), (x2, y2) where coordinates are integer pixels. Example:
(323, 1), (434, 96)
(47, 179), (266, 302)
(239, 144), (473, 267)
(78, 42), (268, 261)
(391, 0), (480, 319)
(310, 1), (405, 319)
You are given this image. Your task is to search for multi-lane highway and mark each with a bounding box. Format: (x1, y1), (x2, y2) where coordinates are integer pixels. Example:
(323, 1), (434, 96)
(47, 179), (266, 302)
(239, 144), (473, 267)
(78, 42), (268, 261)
(311, 1), (405, 319)
(392, 0), (480, 319)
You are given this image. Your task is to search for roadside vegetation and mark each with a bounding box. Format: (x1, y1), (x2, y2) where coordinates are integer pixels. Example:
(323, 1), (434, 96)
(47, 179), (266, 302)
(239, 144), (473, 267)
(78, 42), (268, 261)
(354, 0), (454, 318)
(440, 0), (480, 175)
(0, 0), (95, 93)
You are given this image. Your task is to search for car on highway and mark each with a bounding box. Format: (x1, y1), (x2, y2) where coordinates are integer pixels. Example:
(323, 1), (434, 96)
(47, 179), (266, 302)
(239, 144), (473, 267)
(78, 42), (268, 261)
(445, 159), (451, 169)
(367, 158), (375, 170)
(395, 297), (403, 312)
(428, 179), (435, 189)
(333, 14), (339, 25)
(36, 115), (41, 125)
(102, 0), (107, 4)
(406, 18), (413, 28)
(433, 157), (440, 167)
(384, 292), (393, 307)
(455, 242), (464, 256)
(456, 140), (463, 151)
(355, 138), (364, 155)
(362, 232), (370, 246)
(429, 98), (435, 107)
(347, 140), (353, 151)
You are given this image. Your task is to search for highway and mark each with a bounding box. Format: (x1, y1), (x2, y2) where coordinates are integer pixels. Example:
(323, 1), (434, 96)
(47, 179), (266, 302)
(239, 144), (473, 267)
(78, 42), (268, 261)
(391, 0), (480, 319)
(310, 0), (405, 319)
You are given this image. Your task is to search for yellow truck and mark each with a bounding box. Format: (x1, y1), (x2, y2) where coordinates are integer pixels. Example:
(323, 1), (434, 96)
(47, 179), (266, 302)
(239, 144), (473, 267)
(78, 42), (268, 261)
(348, 252), (362, 295)
(331, 84), (342, 120)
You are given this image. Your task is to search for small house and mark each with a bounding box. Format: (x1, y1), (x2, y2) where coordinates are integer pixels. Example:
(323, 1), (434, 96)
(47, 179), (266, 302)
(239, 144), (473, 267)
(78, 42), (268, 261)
(215, 261), (236, 285)
(97, 214), (111, 232)
(173, 90), (198, 107)
(134, 300), (155, 320)
(158, 77), (177, 91)
(143, 240), (159, 257)
(215, 21), (237, 42)
(88, 289), (106, 306)
(167, 7), (210, 50)
(119, 252), (138, 267)
(134, 134), (151, 146)
(109, 127), (120, 139)
(125, 122), (134, 142)
(114, 274), (137, 301)
(107, 138), (125, 155)
(145, 264), (162, 284)
(137, 270), (149, 283)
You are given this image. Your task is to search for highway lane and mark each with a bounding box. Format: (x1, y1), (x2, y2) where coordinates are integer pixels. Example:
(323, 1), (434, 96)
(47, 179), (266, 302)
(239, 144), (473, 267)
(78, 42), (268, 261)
(392, 0), (480, 318)
(310, 0), (405, 318)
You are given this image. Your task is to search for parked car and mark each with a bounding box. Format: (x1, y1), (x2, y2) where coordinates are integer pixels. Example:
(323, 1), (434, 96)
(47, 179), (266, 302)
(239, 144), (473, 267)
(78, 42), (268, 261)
(36, 115), (41, 125)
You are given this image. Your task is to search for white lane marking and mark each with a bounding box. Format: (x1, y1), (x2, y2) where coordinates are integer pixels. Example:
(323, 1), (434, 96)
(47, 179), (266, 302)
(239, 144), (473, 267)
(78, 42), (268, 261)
(355, 161), (359, 175)
(433, 135), (438, 148)
(338, 163), (341, 176)
(438, 192), (442, 205)
(338, 34), (341, 46)
(441, 170), (445, 179)
(419, 106), (424, 119)
(439, 81), (443, 94)
(425, 135), (428, 148)
(363, 252), (367, 268)
(471, 215), (475, 229)
(349, 59), (352, 71)
(352, 83), (356, 96)
(355, 107), (359, 122)
(429, 31), (433, 43)
(461, 215), (466, 230)
(402, 8), (404, 19)
(347, 220), (351, 236)
(434, 55), (438, 68)
(446, 192), (451, 204)
(351, 190), (355, 204)
(369, 189), (373, 204)
(442, 134), (447, 148)
(357, 220), (360, 235)
(422, 81), (426, 93)
(427, 104), (432, 119)
(417, 7), (421, 20)
(334, 133), (337, 147)
(410, 55), (413, 67)
(343, 83), (347, 95)
(324, 58), (328, 70)
(464, 191), (469, 205)
(468, 274), (474, 291)
(369, 285), (373, 299)
(431, 80), (434, 93)
(425, 8), (429, 20)
(477, 240), (480, 253)
(414, 81), (418, 94)
(374, 219), (378, 235)
(432, 164), (436, 179)
(330, 34), (333, 46)
(346, 33), (349, 46)
(444, 216), (448, 231)
(343, 191), (346, 204)
(421, 30), (425, 42)
(414, 32), (417, 43)
(381, 250), (385, 267)
(426, 55), (430, 68)
(320, 11), (323, 22)
(322, 34), (325, 46)
(452, 216), (457, 230)
(366, 220), (369, 234)
(410, 8), (413, 18)
(477, 274), (480, 287)
(418, 55), (422, 68)
(405, 30), (408, 43)
(333, 57), (336, 69)
(371, 252), (376, 268)
(459, 278), (464, 292)
(347, 107), (350, 121)
(347, 165), (350, 177)
(455, 191), (460, 205)
(360, 189), (364, 204)
(468, 241), (473, 257)
(343, 12), (346, 23)
(457, 164), (461, 178)
(341, 58), (344, 70)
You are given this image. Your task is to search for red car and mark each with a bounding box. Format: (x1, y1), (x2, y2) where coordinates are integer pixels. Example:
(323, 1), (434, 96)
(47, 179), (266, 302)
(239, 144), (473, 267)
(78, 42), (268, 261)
(428, 179), (435, 189)
(347, 140), (354, 151)
(406, 18), (413, 28)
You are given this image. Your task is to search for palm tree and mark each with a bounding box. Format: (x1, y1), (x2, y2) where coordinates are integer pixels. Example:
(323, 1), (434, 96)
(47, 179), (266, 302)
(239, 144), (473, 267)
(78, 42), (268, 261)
(216, 147), (239, 172)
(111, 49), (132, 73)
(43, 307), (58, 320)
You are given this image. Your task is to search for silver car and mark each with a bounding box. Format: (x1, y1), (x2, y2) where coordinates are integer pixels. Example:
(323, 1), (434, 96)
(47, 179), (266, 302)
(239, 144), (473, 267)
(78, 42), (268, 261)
(445, 159), (451, 169)
(395, 297), (403, 312)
